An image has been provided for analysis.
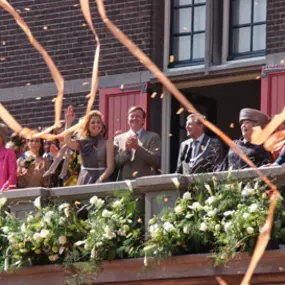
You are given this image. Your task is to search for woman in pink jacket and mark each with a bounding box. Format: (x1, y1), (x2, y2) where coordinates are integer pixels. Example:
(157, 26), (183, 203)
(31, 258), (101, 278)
(0, 123), (17, 191)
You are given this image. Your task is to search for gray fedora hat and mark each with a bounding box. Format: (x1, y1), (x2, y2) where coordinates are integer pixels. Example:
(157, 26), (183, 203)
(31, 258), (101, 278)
(239, 108), (269, 128)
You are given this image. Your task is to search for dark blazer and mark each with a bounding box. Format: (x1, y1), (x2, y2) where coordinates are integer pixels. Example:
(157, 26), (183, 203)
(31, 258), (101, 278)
(175, 135), (223, 174)
(114, 129), (161, 180)
(275, 146), (285, 165)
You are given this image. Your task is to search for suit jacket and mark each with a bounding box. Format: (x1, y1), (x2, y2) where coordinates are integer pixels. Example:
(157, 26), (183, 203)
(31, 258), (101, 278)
(176, 135), (223, 174)
(114, 129), (161, 180)
(0, 146), (17, 191)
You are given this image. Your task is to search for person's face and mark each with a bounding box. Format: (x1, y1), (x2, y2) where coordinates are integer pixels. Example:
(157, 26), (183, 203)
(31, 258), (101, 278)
(241, 120), (254, 141)
(88, 116), (103, 136)
(27, 138), (41, 154)
(128, 109), (145, 131)
(186, 117), (203, 139)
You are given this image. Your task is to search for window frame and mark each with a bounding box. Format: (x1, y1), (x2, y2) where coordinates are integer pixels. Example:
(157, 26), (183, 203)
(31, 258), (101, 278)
(169, 0), (206, 68)
(228, 0), (267, 60)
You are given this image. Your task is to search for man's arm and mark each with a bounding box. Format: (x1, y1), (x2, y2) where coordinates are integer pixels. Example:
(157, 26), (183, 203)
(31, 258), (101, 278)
(175, 143), (184, 174)
(135, 133), (161, 168)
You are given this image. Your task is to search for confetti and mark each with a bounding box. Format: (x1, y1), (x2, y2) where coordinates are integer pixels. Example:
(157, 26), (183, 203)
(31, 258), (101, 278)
(26, 82), (31, 86)
(51, 98), (57, 103)
(43, 26), (48, 30)
(137, 218), (142, 223)
(82, 23), (86, 27)
(35, 97), (41, 100)
(132, 171), (139, 177)
(24, 7), (31, 11)
(182, 26), (190, 31)
(168, 133), (173, 137)
(160, 93), (164, 99)
(2, 41), (6, 45)
(256, 76), (260, 80)
(169, 55), (174, 63)
(0, 57), (6, 61)
(229, 123), (234, 128)
(281, 59), (285, 64)
(82, 81), (89, 86)
(151, 92), (157, 98)
(120, 84), (124, 89)
(176, 107), (184, 115)
(164, 197), (168, 202)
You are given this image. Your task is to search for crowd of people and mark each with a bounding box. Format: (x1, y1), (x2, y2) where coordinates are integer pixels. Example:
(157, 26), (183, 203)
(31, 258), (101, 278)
(0, 105), (284, 191)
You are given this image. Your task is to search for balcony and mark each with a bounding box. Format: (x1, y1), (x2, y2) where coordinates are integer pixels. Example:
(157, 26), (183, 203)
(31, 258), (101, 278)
(1, 166), (285, 285)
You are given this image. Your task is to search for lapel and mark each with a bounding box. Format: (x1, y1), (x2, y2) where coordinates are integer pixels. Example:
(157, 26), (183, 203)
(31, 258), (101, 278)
(197, 135), (209, 156)
(189, 135), (210, 169)
(138, 129), (147, 146)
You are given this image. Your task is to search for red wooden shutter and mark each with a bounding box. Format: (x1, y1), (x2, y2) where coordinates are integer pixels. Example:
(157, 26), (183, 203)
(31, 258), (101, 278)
(99, 84), (149, 139)
(261, 66), (285, 117)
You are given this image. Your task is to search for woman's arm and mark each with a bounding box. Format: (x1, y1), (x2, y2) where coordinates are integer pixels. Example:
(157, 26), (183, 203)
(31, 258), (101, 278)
(97, 139), (114, 182)
(64, 106), (79, 150)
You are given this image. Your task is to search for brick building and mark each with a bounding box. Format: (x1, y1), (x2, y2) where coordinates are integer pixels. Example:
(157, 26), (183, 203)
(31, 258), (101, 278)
(0, 0), (285, 173)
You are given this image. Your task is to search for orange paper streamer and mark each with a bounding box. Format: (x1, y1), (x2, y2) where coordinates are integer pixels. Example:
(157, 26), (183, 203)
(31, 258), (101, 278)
(80, 0), (101, 125)
(95, 1), (279, 284)
(251, 106), (285, 145)
(0, 0), (64, 126)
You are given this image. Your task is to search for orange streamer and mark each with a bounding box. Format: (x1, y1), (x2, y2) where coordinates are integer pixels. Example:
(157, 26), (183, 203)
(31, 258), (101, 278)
(95, 1), (279, 284)
(80, 0), (101, 125)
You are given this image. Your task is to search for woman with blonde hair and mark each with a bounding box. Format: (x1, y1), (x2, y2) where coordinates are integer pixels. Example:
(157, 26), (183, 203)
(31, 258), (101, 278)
(64, 106), (114, 185)
(0, 123), (17, 191)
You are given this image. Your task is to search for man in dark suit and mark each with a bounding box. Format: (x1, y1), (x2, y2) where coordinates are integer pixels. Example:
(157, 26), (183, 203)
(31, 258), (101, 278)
(114, 106), (161, 180)
(176, 114), (223, 174)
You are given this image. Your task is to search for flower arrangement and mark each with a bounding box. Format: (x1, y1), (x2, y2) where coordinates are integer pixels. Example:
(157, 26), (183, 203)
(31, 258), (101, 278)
(143, 176), (284, 266)
(18, 151), (35, 169)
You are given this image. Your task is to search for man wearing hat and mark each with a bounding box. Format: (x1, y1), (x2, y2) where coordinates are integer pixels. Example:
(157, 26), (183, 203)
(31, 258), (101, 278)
(219, 108), (272, 170)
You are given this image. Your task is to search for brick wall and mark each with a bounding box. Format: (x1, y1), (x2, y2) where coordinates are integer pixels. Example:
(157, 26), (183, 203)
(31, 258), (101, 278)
(266, 0), (285, 55)
(2, 92), (98, 130)
(0, 0), (157, 89)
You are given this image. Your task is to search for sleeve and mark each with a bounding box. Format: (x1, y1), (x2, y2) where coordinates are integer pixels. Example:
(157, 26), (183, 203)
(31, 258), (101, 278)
(114, 135), (131, 168)
(175, 143), (184, 174)
(1, 150), (17, 191)
(135, 133), (161, 168)
(211, 140), (225, 171)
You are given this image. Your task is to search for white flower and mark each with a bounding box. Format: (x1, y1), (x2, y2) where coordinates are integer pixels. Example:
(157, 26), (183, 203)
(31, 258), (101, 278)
(95, 242), (103, 247)
(182, 192), (191, 200)
(149, 224), (160, 238)
(144, 256), (148, 267)
(200, 223), (207, 232)
(215, 224), (221, 232)
(117, 230), (126, 236)
(189, 202), (201, 211)
(44, 211), (54, 225)
(243, 213), (250, 219)
(102, 209), (112, 218)
(89, 195), (98, 205)
(27, 215), (33, 222)
(59, 217), (66, 225)
(74, 240), (87, 247)
(171, 177), (180, 189)
(249, 204), (258, 213)
(183, 225), (191, 234)
(163, 222), (175, 233)
(20, 224), (26, 233)
(246, 226), (254, 235)
(34, 196), (42, 210)
(58, 236), (67, 245)
(104, 231), (116, 240)
(223, 210), (234, 217)
(224, 222), (232, 233)
(242, 186), (255, 197)
(0, 198), (7, 209)
(59, 247), (65, 255)
(58, 203), (70, 211)
(125, 180), (133, 191)
(2, 226), (9, 234)
(205, 196), (215, 205)
(33, 233), (42, 241)
(40, 229), (50, 239)
(174, 205), (183, 214)
(113, 199), (123, 208)
(207, 209), (217, 217)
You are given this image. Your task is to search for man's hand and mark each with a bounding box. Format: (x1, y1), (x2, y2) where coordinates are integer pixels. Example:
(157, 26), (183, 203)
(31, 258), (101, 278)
(125, 135), (138, 151)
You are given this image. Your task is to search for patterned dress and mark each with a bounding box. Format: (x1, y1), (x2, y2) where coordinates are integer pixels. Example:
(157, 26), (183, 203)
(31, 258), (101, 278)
(219, 139), (272, 171)
(77, 135), (107, 185)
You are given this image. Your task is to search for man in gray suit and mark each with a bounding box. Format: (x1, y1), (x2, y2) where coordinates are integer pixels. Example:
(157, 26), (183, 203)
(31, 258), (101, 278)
(114, 106), (161, 180)
(176, 113), (223, 174)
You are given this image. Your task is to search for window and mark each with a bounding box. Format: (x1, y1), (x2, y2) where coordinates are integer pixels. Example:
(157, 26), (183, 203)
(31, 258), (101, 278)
(169, 0), (206, 68)
(229, 0), (267, 59)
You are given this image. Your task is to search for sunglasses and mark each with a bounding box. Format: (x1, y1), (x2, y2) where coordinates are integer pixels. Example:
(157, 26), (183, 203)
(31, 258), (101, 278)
(27, 139), (41, 143)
